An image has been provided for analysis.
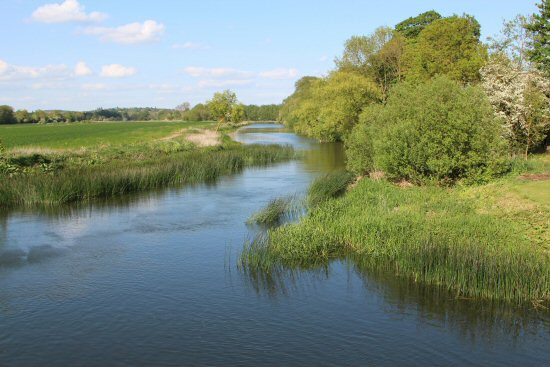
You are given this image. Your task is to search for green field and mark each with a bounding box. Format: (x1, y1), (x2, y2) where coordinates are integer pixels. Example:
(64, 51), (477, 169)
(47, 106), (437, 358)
(0, 120), (215, 149)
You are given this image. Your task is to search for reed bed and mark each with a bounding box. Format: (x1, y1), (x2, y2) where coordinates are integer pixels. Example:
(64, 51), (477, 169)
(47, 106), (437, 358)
(0, 144), (294, 209)
(307, 170), (353, 208)
(240, 179), (550, 304)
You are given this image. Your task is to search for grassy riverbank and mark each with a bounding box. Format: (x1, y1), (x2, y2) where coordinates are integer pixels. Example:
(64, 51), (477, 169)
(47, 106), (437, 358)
(0, 121), (294, 209)
(241, 154), (550, 304)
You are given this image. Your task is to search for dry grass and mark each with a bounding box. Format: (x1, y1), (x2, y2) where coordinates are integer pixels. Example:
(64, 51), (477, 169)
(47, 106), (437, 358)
(185, 129), (221, 147)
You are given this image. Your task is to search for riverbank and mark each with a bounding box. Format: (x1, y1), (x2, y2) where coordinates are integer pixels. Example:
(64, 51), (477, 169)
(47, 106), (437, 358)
(241, 153), (550, 304)
(0, 121), (294, 210)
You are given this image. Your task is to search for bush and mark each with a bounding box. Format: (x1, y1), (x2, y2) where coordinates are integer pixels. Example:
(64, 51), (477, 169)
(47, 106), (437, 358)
(346, 77), (509, 185)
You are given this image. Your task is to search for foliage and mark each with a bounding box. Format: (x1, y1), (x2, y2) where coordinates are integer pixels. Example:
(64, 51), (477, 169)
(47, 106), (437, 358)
(240, 178), (550, 304)
(487, 15), (535, 70)
(278, 76), (321, 129)
(243, 104), (280, 121)
(403, 15), (487, 84)
(525, 0), (550, 76)
(0, 105), (16, 124)
(346, 77), (509, 185)
(335, 27), (405, 96)
(206, 90), (246, 129)
(395, 10), (442, 38)
(282, 71), (381, 141)
(480, 53), (550, 156)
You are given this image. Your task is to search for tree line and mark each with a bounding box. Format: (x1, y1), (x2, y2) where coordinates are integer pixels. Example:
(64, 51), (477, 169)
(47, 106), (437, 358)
(279, 2), (549, 184)
(0, 103), (280, 125)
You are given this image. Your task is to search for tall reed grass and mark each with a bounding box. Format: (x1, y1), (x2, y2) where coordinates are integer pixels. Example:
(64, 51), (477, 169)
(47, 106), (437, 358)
(241, 179), (550, 304)
(0, 144), (294, 209)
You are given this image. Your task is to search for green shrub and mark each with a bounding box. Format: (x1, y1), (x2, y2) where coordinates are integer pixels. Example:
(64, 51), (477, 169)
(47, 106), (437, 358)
(346, 77), (509, 185)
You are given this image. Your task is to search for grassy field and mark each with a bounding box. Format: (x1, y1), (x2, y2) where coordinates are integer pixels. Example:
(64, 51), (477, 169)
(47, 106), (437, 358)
(0, 120), (215, 149)
(241, 153), (550, 304)
(0, 120), (294, 209)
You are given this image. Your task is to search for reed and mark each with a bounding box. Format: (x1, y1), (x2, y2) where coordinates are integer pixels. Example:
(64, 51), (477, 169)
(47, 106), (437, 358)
(240, 178), (550, 304)
(0, 144), (294, 209)
(307, 170), (353, 208)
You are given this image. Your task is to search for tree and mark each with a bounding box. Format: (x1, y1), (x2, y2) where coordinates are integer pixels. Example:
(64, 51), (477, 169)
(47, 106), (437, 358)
(525, 0), (550, 76)
(175, 102), (191, 112)
(0, 105), (16, 124)
(487, 15), (534, 70)
(395, 10), (442, 38)
(335, 27), (405, 97)
(14, 109), (33, 123)
(480, 53), (550, 157)
(403, 15), (487, 84)
(206, 90), (243, 129)
(346, 77), (508, 185)
(287, 71), (382, 141)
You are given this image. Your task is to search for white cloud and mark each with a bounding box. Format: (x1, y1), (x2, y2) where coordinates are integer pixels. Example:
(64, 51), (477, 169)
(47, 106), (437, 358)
(81, 83), (107, 90)
(197, 79), (253, 88)
(183, 67), (253, 78)
(183, 66), (299, 81)
(31, 0), (107, 23)
(0, 60), (8, 75)
(74, 61), (92, 76)
(0, 60), (70, 81)
(259, 68), (298, 79)
(172, 42), (209, 50)
(100, 64), (137, 78)
(84, 20), (165, 44)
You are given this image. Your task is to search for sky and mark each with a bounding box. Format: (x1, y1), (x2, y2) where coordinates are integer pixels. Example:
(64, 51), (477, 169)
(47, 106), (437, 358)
(0, 0), (540, 111)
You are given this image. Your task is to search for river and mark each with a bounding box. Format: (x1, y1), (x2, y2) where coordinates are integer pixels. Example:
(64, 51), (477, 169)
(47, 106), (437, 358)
(0, 124), (548, 366)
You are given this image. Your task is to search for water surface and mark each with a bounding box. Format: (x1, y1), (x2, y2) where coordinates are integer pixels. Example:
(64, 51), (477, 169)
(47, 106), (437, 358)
(0, 124), (549, 366)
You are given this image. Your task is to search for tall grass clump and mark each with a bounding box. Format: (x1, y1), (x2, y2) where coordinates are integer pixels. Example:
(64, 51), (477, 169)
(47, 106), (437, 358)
(247, 195), (302, 226)
(307, 170), (353, 208)
(0, 144), (294, 209)
(241, 179), (550, 304)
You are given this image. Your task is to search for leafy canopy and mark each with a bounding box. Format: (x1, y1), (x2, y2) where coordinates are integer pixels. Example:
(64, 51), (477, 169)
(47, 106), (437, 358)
(346, 77), (508, 185)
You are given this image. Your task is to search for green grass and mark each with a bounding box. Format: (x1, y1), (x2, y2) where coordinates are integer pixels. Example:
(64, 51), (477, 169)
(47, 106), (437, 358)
(307, 170), (354, 208)
(0, 143), (294, 209)
(0, 120), (214, 149)
(240, 176), (550, 304)
(247, 196), (301, 226)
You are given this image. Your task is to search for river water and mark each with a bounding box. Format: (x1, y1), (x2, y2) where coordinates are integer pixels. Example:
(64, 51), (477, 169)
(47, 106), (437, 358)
(0, 124), (549, 366)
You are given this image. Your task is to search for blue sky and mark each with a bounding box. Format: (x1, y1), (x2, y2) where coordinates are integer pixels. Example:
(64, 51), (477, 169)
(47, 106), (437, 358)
(0, 0), (540, 111)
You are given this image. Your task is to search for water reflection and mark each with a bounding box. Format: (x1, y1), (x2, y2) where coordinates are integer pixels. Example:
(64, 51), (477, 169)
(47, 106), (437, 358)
(239, 255), (550, 346)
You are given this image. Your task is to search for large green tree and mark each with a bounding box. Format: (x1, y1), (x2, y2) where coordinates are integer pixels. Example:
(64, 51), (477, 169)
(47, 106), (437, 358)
(335, 27), (405, 97)
(0, 105), (16, 124)
(403, 15), (487, 84)
(525, 0), (550, 76)
(395, 10), (442, 38)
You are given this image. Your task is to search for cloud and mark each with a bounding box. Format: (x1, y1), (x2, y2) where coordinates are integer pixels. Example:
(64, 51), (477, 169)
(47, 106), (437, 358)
(100, 64), (137, 78)
(183, 67), (253, 78)
(74, 61), (92, 76)
(0, 59), (70, 81)
(197, 79), (253, 88)
(259, 68), (298, 79)
(183, 66), (299, 81)
(31, 0), (107, 23)
(320, 55), (329, 62)
(84, 20), (165, 44)
(172, 42), (209, 50)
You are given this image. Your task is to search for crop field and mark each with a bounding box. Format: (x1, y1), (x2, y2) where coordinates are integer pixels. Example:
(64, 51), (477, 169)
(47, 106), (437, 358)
(0, 120), (214, 149)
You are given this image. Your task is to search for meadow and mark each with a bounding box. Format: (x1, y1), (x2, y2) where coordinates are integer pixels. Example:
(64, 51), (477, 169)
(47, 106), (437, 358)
(0, 120), (215, 149)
